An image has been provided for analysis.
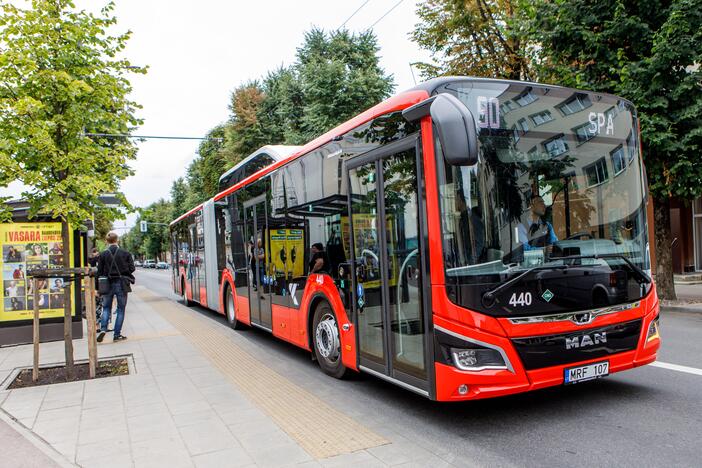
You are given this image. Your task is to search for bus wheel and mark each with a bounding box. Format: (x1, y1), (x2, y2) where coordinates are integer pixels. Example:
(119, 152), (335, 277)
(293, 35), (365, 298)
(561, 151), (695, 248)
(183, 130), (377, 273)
(225, 285), (244, 330)
(312, 302), (348, 379)
(181, 278), (193, 307)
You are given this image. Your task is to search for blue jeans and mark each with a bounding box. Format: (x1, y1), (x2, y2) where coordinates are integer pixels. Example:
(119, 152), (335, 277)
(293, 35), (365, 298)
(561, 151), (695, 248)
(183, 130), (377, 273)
(101, 280), (127, 337)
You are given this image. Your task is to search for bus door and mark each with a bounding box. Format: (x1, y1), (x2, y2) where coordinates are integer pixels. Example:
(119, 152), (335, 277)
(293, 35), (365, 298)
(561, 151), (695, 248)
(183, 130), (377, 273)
(188, 223), (200, 303)
(243, 196), (273, 330)
(347, 136), (429, 393)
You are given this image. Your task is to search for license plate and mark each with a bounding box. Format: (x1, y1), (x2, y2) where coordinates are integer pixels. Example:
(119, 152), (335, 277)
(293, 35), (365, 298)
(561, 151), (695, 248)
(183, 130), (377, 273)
(564, 361), (609, 384)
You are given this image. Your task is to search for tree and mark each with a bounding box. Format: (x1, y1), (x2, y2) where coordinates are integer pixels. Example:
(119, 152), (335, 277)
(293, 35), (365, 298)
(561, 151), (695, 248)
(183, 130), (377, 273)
(412, 0), (535, 80)
(530, 0), (702, 299)
(223, 82), (268, 162)
(0, 0), (144, 376)
(293, 28), (395, 143)
(170, 177), (190, 220)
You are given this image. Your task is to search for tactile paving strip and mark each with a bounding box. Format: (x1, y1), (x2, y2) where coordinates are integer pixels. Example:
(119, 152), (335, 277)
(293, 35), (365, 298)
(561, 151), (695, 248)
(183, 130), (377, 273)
(135, 287), (389, 459)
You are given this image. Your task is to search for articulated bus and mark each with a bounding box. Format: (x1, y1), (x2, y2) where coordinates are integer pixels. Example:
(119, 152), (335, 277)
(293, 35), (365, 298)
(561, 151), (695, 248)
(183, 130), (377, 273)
(170, 77), (660, 401)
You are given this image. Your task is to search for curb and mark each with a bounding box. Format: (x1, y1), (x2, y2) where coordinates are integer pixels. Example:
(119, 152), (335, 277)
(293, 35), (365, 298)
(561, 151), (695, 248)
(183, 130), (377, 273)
(0, 407), (76, 467)
(660, 304), (702, 314)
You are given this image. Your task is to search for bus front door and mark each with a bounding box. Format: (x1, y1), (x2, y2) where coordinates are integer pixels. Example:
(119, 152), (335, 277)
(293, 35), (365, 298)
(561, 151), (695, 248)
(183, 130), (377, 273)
(347, 136), (429, 393)
(244, 196), (273, 330)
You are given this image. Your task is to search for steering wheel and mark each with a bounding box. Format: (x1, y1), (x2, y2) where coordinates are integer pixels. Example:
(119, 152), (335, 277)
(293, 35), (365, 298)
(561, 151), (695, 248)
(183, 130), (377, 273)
(566, 231), (594, 240)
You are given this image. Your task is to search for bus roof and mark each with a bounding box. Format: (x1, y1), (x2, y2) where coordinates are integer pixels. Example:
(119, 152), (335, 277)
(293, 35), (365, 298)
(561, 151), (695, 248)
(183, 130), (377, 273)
(217, 145), (301, 185)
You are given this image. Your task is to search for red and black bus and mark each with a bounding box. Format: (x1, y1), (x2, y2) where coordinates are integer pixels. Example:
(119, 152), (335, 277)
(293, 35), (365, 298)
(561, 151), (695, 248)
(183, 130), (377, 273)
(170, 77), (660, 401)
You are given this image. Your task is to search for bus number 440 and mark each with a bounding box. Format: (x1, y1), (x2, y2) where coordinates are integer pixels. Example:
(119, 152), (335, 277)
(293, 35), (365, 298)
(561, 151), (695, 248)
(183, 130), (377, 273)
(509, 292), (532, 307)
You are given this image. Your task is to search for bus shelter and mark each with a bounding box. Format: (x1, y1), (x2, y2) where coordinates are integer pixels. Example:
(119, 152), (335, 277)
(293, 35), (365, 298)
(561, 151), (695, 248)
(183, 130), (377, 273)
(0, 201), (87, 346)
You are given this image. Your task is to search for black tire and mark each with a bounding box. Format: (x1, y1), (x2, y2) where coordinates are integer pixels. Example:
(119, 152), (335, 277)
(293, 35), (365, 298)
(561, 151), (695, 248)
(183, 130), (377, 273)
(181, 278), (193, 307)
(224, 285), (245, 330)
(312, 301), (348, 379)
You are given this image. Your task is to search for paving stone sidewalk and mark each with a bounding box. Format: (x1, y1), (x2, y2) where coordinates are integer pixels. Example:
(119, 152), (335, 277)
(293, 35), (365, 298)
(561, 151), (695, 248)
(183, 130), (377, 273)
(0, 286), (451, 468)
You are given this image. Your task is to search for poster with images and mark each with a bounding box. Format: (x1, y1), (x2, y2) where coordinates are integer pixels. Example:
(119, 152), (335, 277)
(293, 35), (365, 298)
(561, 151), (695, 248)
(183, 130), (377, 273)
(0, 223), (74, 322)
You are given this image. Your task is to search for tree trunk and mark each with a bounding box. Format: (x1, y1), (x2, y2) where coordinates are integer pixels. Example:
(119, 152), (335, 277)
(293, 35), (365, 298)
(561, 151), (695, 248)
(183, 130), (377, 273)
(61, 220), (75, 379)
(653, 197), (676, 300)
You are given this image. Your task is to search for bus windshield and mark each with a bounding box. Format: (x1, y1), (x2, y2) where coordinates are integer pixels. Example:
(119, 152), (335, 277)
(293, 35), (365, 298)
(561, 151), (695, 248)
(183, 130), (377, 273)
(435, 81), (652, 316)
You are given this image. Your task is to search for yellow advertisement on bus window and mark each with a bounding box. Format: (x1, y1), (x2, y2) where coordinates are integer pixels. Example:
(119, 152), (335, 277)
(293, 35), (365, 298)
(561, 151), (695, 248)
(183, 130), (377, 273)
(0, 223), (75, 322)
(269, 229), (305, 279)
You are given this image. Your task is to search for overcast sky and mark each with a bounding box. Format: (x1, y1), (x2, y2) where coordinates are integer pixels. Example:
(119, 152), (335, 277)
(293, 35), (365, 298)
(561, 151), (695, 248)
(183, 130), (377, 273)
(1, 0), (433, 229)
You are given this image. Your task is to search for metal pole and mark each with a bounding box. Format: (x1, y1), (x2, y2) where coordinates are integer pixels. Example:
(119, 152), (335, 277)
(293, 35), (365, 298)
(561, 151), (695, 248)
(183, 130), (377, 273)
(32, 277), (40, 382)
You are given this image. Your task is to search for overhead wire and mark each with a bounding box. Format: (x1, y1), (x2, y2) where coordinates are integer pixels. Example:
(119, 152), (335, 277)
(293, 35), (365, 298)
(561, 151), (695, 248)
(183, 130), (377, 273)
(82, 133), (222, 141)
(338, 0), (372, 30)
(369, 0), (404, 29)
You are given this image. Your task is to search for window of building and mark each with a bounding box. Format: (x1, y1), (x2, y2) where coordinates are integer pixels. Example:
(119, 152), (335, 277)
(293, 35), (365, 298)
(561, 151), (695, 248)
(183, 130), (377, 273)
(557, 93), (592, 115)
(573, 122), (597, 145)
(514, 88), (537, 107)
(610, 145), (626, 175)
(530, 110), (553, 126)
(543, 135), (568, 157)
(501, 100), (517, 114)
(626, 131), (637, 163)
(584, 157), (609, 187)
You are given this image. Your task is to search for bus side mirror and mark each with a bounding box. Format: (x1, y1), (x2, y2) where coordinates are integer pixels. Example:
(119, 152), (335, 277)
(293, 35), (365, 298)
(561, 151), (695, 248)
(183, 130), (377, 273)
(403, 94), (479, 166)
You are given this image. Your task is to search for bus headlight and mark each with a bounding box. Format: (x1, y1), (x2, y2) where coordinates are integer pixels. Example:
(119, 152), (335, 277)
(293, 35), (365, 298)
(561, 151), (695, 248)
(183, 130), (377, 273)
(451, 347), (507, 371)
(647, 315), (660, 342)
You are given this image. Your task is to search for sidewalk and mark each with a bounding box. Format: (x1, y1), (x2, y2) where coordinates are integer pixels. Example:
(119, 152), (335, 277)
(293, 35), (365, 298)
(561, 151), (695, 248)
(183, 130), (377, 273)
(661, 283), (702, 313)
(0, 285), (453, 468)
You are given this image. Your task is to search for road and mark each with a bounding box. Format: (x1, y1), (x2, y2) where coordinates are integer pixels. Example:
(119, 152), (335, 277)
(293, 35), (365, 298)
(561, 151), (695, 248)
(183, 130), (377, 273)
(136, 268), (702, 467)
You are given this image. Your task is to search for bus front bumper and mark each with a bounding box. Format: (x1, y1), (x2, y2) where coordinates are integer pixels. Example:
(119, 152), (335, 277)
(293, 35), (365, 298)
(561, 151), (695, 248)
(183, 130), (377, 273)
(433, 308), (660, 402)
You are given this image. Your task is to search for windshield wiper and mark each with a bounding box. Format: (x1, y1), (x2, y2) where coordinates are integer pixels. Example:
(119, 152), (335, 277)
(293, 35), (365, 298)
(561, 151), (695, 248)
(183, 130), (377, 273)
(549, 253), (651, 284)
(482, 264), (569, 308)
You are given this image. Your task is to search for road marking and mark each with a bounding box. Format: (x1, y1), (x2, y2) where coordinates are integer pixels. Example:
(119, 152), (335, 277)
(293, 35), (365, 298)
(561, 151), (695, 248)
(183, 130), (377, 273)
(651, 361), (702, 376)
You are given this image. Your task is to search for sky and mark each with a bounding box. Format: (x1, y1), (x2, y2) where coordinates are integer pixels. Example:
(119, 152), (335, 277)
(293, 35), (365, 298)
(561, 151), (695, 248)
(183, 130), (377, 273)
(1, 0), (434, 230)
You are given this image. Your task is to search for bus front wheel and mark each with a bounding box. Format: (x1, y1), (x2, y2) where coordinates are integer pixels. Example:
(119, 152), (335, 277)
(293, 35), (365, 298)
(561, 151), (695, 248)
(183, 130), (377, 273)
(312, 302), (348, 379)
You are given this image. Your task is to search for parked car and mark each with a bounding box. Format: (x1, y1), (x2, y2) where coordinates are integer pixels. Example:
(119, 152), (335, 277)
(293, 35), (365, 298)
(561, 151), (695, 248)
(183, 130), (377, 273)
(134, 260), (143, 267)
(156, 262), (169, 270)
(143, 260), (156, 268)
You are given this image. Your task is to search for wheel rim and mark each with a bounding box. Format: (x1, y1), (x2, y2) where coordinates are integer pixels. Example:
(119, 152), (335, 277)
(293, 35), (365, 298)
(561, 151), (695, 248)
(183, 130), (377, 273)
(227, 292), (235, 322)
(315, 312), (340, 363)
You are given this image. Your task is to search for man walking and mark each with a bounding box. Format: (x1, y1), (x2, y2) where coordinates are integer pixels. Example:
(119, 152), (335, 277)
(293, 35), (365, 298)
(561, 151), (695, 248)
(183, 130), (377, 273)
(97, 231), (135, 343)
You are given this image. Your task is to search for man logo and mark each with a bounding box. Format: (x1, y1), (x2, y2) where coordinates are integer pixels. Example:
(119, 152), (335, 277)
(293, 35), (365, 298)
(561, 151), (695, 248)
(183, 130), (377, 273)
(572, 312), (593, 325)
(565, 332), (607, 350)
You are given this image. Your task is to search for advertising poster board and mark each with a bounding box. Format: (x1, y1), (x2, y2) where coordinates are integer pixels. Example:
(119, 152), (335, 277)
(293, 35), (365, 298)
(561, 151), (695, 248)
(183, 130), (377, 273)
(1, 222), (75, 322)
(269, 228), (305, 279)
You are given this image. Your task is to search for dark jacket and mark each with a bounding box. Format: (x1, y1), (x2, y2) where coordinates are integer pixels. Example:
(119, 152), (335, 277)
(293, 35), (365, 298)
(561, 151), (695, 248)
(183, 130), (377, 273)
(97, 245), (136, 289)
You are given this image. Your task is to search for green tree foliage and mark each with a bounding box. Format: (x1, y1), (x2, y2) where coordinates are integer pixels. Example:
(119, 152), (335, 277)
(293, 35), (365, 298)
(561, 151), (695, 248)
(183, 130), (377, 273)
(170, 177), (189, 220)
(292, 28), (395, 143)
(0, 0), (144, 226)
(412, 0), (535, 80)
(530, 0), (702, 298)
(92, 210), (113, 243)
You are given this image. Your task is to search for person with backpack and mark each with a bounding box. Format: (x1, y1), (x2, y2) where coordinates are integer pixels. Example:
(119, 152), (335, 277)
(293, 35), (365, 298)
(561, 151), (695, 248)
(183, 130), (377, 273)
(96, 231), (135, 342)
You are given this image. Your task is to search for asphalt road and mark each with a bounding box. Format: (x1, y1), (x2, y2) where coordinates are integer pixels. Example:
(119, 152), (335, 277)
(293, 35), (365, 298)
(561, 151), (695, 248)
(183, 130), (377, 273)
(136, 268), (702, 468)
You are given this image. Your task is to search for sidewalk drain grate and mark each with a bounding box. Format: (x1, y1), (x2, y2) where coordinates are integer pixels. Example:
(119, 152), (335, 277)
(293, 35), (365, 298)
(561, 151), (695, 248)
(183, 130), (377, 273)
(135, 287), (389, 459)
